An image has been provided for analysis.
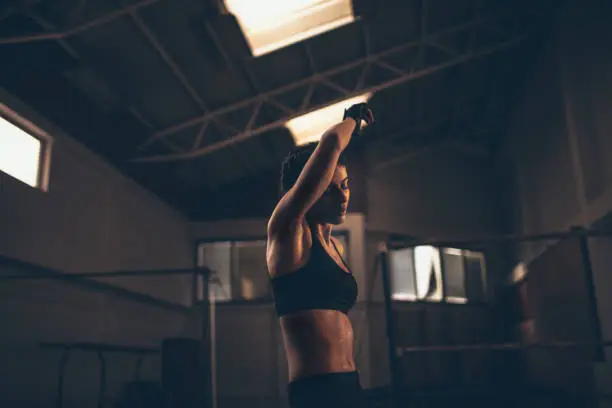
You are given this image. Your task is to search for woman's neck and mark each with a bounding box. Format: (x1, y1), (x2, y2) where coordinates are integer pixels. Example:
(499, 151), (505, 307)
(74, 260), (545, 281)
(309, 221), (333, 244)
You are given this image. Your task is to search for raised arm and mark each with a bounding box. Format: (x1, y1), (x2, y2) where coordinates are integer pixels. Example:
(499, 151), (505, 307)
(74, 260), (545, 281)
(268, 103), (373, 236)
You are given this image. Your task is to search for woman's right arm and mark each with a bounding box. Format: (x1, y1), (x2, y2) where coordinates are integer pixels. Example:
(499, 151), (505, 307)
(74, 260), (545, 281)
(268, 104), (373, 237)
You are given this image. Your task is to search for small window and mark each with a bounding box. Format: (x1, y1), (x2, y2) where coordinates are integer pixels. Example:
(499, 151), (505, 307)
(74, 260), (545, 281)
(389, 245), (486, 303)
(285, 93), (371, 146)
(198, 241), (233, 302)
(233, 240), (270, 300)
(197, 239), (270, 302)
(196, 232), (350, 302)
(0, 104), (52, 191)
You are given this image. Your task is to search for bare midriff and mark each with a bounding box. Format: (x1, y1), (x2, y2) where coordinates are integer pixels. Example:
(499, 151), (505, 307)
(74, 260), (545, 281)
(279, 309), (355, 382)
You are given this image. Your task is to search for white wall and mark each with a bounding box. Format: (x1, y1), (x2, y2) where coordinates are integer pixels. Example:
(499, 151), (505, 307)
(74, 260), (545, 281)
(0, 88), (194, 304)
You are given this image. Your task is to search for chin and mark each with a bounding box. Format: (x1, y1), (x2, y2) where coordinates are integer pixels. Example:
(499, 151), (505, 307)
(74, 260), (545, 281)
(330, 213), (347, 225)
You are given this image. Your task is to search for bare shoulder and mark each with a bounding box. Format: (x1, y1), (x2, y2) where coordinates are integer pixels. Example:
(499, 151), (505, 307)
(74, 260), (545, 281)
(266, 218), (311, 278)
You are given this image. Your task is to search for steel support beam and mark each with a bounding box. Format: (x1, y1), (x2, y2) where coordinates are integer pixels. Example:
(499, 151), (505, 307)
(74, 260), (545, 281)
(0, 0), (162, 45)
(124, 5), (256, 172)
(373, 129), (494, 171)
(20, 9), (183, 154)
(131, 13), (527, 163)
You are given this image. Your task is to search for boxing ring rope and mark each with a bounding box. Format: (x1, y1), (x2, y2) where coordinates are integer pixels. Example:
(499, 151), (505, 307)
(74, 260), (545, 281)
(40, 342), (160, 408)
(396, 340), (612, 355)
(0, 257), (219, 408)
(377, 226), (612, 408)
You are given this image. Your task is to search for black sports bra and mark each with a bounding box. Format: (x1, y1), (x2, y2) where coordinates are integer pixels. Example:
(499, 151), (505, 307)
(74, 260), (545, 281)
(269, 234), (358, 317)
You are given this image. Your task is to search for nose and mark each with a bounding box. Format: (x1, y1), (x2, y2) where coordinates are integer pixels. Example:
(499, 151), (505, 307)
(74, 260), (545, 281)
(337, 189), (349, 205)
(340, 192), (349, 204)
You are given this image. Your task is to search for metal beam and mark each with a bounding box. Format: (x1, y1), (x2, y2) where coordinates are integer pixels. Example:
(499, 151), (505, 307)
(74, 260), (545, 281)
(0, 0), (161, 45)
(128, 10), (207, 110)
(125, 6), (256, 172)
(143, 13), (509, 140)
(373, 129), (494, 171)
(21, 9), (182, 155)
(132, 13), (528, 163)
(370, 99), (486, 147)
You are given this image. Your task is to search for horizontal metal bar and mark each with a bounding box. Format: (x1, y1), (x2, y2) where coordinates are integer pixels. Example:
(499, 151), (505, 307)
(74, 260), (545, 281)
(133, 33), (526, 162)
(138, 12), (513, 141)
(0, 0), (161, 45)
(41, 341), (160, 354)
(0, 266), (211, 281)
(397, 339), (612, 355)
(373, 132), (493, 171)
(384, 228), (612, 250)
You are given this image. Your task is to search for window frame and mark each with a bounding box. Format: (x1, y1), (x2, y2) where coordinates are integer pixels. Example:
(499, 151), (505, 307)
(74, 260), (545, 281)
(195, 230), (351, 304)
(224, 0), (357, 57)
(196, 236), (268, 304)
(388, 243), (488, 305)
(0, 103), (53, 192)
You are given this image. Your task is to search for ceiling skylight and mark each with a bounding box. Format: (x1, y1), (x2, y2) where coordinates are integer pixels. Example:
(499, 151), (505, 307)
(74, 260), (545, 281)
(224, 0), (356, 57)
(285, 93), (372, 146)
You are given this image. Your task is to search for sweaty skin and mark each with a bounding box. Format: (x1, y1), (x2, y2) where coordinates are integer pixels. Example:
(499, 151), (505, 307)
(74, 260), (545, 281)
(270, 222), (356, 381)
(268, 164), (356, 381)
(267, 107), (373, 382)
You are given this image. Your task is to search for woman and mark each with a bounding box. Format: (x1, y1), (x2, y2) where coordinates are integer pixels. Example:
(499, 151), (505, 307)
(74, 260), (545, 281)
(266, 102), (374, 408)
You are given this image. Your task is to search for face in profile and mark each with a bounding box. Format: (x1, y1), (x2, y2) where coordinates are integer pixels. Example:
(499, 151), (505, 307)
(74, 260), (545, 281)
(310, 165), (350, 225)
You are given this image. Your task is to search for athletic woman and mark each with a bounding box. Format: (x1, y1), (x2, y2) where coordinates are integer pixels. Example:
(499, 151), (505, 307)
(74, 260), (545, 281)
(267, 103), (374, 408)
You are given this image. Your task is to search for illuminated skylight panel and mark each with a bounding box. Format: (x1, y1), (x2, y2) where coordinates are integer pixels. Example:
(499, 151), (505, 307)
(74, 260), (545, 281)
(285, 93), (371, 146)
(225, 0), (356, 56)
(0, 115), (42, 188)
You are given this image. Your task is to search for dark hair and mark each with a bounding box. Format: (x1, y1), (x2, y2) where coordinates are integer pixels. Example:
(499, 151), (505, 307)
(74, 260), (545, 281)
(279, 142), (347, 196)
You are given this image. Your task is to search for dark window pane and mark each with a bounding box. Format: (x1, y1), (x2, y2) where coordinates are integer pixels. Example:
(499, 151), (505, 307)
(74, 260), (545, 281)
(442, 248), (467, 303)
(198, 242), (232, 301)
(390, 248), (417, 300)
(464, 251), (487, 302)
(233, 240), (270, 300)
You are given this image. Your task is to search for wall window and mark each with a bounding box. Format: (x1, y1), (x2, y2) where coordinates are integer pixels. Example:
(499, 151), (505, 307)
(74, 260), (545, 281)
(197, 232), (349, 302)
(389, 246), (486, 303)
(197, 240), (269, 302)
(0, 104), (52, 191)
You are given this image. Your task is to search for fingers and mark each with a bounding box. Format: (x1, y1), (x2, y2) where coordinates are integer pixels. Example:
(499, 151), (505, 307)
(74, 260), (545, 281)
(365, 109), (374, 124)
(344, 102), (374, 126)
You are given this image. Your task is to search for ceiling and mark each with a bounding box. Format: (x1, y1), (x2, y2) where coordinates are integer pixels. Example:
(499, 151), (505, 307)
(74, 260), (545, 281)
(0, 0), (561, 220)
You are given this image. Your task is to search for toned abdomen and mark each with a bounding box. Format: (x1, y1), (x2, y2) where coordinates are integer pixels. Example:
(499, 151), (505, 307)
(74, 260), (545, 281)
(279, 309), (356, 382)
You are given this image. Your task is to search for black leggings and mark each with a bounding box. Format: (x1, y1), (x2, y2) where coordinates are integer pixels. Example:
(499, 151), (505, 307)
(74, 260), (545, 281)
(287, 371), (368, 408)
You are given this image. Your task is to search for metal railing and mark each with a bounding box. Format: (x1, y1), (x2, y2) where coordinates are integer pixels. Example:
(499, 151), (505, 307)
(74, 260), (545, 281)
(0, 257), (215, 408)
(377, 226), (612, 408)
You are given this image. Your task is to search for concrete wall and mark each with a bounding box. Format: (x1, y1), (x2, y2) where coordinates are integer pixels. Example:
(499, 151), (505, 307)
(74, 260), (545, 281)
(0, 88), (194, 304)
(367, 150), (502, 238)
(502, 1), (612, 403)
(0, 90), (200, 407)
(360, 149), (511, 390)
(504, 2), (612, 261)
(0, 254), (200, 408)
